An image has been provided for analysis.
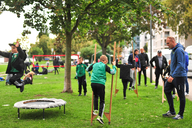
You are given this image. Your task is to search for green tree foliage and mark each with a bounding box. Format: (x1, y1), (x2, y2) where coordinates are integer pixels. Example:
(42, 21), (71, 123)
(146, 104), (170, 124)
(29, 46), (44, 61)
(163, 0), (191, 39)
(38, 35), (51, 55)
(144, 42), (148, 53)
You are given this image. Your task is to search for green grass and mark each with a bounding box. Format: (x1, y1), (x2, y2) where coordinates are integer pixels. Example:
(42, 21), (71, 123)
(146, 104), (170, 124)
(0, 64), (192, 128)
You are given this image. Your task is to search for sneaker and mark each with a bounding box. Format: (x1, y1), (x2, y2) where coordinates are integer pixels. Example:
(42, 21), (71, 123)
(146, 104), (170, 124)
(129, 87), (131, 90)
(132, 86), (135, 89)
(84, 93), (86, 96)
(173, 114), (183, 120)
(78, 94), (82, 96)
(93, 110), (98, 115)
(145, 84), (147, 87)
(20, 82), (25, 92)
(97, 116), (104, 124)
(124, 97), (126, 99)
(185, 92), (189, 96)
(138, 84), (140, 86)
(172, 94), (175, 99)
(155, 86), (158, 89)
(162, 111), (176, 117)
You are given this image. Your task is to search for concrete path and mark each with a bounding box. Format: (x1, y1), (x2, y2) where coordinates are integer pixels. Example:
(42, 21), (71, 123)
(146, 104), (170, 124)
(146, 68), (192, 101)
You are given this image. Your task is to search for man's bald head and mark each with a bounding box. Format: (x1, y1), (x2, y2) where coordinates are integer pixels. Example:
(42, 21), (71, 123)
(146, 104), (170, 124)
(140, 48), (144, 53)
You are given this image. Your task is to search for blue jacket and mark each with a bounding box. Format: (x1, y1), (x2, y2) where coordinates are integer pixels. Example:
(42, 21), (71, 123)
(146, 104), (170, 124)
(170, 43), (187, 78)
(128, 53), (141, 68)
(185, 51), (189, 72)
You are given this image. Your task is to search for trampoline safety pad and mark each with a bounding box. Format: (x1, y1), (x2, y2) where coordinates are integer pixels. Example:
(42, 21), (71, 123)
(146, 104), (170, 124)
(14, 98), (67, 119)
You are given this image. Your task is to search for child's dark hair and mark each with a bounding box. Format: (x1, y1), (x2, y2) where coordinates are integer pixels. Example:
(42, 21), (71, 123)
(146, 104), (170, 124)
(79, 57), (83, 60)
(134, 49), (139, 54)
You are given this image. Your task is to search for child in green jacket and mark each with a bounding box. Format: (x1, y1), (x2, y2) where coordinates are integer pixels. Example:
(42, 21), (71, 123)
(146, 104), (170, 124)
(76, 57), (90, 96)
(86, 55), (116, 124)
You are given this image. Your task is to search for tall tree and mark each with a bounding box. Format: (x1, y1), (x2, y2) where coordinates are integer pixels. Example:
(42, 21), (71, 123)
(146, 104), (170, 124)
(163, 0), (191, 39)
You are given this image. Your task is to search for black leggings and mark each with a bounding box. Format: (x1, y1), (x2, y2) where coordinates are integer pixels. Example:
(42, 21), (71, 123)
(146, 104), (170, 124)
(91, 83), (105, 118)
(122, 78), (133, 97)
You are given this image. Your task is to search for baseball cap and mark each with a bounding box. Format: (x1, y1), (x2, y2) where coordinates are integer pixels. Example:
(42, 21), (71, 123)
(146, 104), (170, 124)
(9, 42), (16, 46)
(157, 50), (162, 53)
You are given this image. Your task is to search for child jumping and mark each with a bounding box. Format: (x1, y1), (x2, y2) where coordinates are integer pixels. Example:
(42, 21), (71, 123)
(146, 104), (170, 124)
(76, 57), (90, 96)
(0, 41), (26, 92)
(86, 55), (116, 124)
(116, 58), (135, 99)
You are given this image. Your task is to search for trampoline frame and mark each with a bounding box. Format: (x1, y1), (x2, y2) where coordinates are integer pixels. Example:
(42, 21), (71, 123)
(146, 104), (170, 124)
(14, 98), (66, 120)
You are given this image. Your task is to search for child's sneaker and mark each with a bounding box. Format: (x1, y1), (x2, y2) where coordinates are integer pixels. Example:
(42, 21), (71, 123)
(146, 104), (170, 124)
(97, 116), (104, 124)
(132, 86), (135, 90)
(93, 110), (98, 115)
(173, 114), (183, 120)
(162, 111), (176, 117)
(172, 94), (175, 99)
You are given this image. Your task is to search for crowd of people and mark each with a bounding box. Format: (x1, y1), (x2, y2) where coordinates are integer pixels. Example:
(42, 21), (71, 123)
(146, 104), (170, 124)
(0, 36), (190, 124)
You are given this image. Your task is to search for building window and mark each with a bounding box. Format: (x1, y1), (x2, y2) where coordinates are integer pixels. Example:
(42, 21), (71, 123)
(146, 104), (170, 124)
(164, 39), (167, 46)
(161, 40), (163, 46)
(166, 26), (169, 29)
(161, 32), (163, 38)
(165, 31), (170, 38)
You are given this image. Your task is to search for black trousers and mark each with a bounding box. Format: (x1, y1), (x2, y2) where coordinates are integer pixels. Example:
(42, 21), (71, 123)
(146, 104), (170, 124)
(54, 67), (59, 74)
(78, 75), (87, 94)
(91, 83), (105, 118)
(122, 78), (133, 97)
(155, 71), (163, 87)
(138, 67), (147, 85)
(9, 73), (23, 87)
(164, 77), (185, 116)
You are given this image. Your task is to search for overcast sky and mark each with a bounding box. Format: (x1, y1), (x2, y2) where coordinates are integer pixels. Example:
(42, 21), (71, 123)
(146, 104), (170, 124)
(0, 11), (55, 51)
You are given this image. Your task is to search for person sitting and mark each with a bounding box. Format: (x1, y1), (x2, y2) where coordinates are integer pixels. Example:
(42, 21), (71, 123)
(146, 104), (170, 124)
(23, 71), (35, 84)
(39, 66), (48, 75)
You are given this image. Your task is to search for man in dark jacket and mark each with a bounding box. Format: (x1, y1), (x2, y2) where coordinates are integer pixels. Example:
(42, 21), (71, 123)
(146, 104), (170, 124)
(138, 48), (149, 86)
(150, 50), (168, 89)
(53, 57), (59, 74)
(163, 37), (186, 120)
(0, 41), (25, 92)
(39, 66), (48, 74)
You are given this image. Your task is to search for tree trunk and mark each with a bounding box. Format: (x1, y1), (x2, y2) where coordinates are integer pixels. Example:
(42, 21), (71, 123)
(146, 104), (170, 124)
(62, 32), (73, 93)
(102, 44), (107, 55)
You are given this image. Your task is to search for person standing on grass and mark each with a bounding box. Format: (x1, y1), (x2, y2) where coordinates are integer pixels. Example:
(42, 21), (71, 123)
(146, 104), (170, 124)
(46, 60), (50, 69)
(86, 55), (116, 124)
(183, 47), (189, 95)
(116, 58), (135, 99)
(53, 57), (59, 74)
(75, 57), (90, 96)
(0, 41), (26, 92)
(163, 36), (186, 120)
(128, 49), (141, 89)
(138, 48), (149, 86)
(150, 50), (167, 89)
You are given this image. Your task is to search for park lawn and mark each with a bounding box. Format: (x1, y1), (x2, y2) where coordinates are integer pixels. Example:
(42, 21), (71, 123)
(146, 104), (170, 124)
(0, 64), (192, 128)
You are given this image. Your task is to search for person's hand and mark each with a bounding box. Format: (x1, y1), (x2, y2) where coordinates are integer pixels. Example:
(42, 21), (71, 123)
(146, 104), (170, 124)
(15, 40), (19, 47)
(167, 76), (174, 83)
(131, 68), (135, 70)
(93, 61), (96, 64)
(153, 66), (156, 69)
(137, 67), (141, 71)
(112, 61), (116, 66)
(146, 66), (148, 69)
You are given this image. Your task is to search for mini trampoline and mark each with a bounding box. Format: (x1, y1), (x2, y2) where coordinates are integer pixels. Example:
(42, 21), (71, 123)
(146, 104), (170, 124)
(14, 98), (67, 119)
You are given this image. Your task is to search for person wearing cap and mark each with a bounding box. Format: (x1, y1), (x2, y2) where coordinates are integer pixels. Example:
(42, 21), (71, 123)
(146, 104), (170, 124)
(0, 41), (26, 92)
(39, 66), (48, 74)
(150, 50), (168, 89)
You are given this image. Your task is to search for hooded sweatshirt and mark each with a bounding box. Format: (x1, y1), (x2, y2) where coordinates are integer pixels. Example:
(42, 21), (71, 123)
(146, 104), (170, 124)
(170, 43), (187, 78)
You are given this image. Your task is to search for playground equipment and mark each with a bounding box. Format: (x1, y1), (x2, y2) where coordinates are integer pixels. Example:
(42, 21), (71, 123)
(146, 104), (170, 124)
(14, 98), (66, 120)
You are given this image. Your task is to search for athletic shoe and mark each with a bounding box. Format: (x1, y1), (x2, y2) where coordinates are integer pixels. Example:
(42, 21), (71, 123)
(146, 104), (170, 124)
(84, 93), (86, 96)
(124, 97), (126, 99)
(172, 94), (175, 99)
(145, 84), (147, 87)
(93, 110), (98, 115)
(155, 86), (158, 89)
(97, 116), (104, 124)
(20, 82), (25, 92)
(173, 114), (183, 120)
(162, 111), (176, 117)
(138, 84), (140, 86)
(185, 92), (189, 96)
(78, 94), (82, 96)
(132, 86), (135, 90)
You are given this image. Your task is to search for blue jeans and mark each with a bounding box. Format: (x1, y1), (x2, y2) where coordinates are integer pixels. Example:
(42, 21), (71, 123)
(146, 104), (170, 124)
(185, 76), (189, 93)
